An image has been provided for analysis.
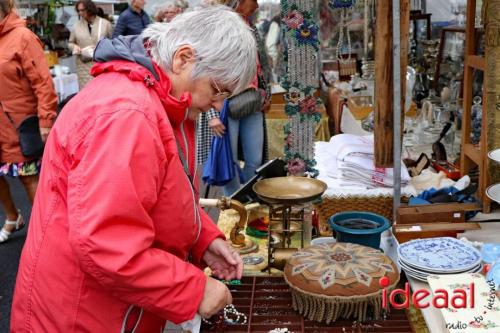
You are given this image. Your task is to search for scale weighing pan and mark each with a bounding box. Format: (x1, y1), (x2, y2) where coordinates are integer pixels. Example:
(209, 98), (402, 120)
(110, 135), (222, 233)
(252, 177), (327, 205)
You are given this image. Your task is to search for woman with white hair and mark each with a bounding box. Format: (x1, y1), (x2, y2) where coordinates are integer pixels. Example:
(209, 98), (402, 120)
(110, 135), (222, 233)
(11, 6), (256, 332)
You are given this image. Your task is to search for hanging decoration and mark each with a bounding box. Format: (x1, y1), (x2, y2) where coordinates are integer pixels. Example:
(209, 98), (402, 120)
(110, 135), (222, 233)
(280, 0), (321, 177)
(329, 0), (357, 77)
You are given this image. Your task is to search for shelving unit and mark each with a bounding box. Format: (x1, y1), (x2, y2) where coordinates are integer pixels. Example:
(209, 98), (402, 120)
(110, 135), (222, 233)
(433, 25), (465, 91)
(460, 0), (491, 213)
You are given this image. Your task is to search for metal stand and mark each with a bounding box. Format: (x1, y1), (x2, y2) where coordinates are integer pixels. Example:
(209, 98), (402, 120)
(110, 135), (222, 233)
(266, 204), (305, 273)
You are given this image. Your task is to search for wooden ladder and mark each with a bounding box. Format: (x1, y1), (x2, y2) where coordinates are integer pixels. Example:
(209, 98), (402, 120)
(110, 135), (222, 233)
(460, 0), (491, 213)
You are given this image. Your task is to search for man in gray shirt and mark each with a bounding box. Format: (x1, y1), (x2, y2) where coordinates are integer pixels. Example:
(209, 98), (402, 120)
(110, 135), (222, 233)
(112, 0), (150, 37)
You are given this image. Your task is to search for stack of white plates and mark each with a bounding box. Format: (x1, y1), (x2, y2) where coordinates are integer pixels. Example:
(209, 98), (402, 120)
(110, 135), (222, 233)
(397, 237), (483, 282)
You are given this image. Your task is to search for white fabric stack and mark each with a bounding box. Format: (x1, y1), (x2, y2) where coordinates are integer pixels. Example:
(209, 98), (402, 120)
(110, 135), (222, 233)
(315, 134), (417, 197)
(322, 134), (410, 188)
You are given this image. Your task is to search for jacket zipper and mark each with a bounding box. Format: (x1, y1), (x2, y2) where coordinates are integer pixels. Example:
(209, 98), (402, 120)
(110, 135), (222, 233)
(179, 109), (202, 245)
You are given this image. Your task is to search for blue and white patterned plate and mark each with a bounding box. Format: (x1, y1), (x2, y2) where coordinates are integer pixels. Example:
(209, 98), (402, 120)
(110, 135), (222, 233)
(398, 237), (482, 273)
(398, 259), (482, 279)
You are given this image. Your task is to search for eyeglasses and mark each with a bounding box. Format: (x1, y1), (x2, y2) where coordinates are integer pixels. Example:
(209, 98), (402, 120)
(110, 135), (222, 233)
(211, 79), (231, 100)
(77, 7), (86, 12)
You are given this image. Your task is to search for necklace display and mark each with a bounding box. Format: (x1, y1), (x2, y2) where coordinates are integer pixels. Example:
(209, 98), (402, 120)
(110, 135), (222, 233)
(201, 304), (247, 325)
(280, 0), (321, 177)
(330, 0), (357, 77)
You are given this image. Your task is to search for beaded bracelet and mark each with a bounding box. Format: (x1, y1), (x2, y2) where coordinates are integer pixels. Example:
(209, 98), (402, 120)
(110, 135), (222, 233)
(201, 304), (247, 325)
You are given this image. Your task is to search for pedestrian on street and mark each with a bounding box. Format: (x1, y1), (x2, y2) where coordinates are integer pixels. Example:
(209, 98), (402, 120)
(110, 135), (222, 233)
(0, 0), (57, 243)
(68, 0), (113, 88)
(112, 0), (150, 38)
(11, 6), (256, 332)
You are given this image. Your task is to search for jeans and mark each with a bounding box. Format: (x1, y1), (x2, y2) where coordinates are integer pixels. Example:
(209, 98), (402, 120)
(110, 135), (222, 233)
(222, 111), (264, 196)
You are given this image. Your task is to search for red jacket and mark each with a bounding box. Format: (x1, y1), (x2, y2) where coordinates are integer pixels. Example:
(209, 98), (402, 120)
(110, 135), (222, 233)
(0, 12), (57, 163)
(11, 57), (224, 332)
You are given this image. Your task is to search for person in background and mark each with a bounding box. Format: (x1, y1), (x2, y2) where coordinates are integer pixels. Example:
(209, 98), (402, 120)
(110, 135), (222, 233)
(196, 106), (225, 174)
(68, 0), (112, 88)
(11, 6), (257, 332)
(265, 15), (282, 83)
(153, 0), (187, 23)
(0, 0), (57, 243)
(96, 7), (110, 21)
(112, 0), (149, 37)
(217, 0), (272, 196)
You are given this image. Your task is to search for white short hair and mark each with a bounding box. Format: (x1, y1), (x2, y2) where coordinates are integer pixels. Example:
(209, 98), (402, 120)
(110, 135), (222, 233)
(142, 5), (256, 96)
(154, 0), (176, 16)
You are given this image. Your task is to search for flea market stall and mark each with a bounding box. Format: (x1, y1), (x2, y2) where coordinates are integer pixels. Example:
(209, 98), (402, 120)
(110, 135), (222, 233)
(203, 0), (500, 332)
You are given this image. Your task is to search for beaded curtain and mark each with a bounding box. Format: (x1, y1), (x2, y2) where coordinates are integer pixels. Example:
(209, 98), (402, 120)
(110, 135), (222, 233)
(280, 0), (321, 176)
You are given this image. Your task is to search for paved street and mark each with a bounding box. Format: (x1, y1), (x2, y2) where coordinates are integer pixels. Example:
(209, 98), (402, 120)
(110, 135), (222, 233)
(0, 177), (31, 332)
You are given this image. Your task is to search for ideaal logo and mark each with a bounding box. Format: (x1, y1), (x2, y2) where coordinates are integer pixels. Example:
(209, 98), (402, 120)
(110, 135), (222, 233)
(378, 276), (475, 310)
(378, 277), (498, 330)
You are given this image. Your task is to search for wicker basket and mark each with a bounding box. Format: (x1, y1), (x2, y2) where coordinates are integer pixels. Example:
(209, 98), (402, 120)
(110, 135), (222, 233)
(347, 96), (373, 120)
(314, 195), (394, 236)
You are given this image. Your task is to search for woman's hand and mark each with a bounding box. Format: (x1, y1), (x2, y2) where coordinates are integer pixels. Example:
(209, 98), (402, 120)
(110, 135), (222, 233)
(208, 118), (226, 137)
(72, 45), (82, 55)
(40, 127), (51, 143)
(198, 276), (232, 318)
(203, 238), (243, 281)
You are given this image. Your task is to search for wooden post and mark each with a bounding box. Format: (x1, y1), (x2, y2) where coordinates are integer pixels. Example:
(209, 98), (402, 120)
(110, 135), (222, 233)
(374, 0), (409, 167)
(400, 0), (410, 142)
(484, 0), (500, 184)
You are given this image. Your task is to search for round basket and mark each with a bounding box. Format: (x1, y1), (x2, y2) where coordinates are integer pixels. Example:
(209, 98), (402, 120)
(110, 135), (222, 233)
(283, 242), (399, 323)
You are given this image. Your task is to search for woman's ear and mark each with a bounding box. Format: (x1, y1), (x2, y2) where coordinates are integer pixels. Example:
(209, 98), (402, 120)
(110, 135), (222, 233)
(171, 45), (196, 74)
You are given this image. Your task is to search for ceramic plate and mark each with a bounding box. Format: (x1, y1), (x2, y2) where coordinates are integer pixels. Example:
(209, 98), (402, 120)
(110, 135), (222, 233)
(398, 237), (482, 273)
(488, 149), (500, 164)
(399, 259), (482, 279)
(403, 266), (483, 284)
(486, 183), (500, 205)
(398, 257), (482, 275)
(404, 271), (429, 282)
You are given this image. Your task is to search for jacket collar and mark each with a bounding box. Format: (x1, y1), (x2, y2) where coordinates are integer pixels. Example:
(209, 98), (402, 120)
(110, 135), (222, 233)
(91, 60), (191, 126)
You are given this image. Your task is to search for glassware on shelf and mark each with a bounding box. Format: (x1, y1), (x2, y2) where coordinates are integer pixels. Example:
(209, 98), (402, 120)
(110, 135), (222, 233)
(450, 80), (461, 102)
(405, 66), (416, 112)
(450, 0), (460, 24)
(413, 71), (430, 106)
(471, 95), (482, 144)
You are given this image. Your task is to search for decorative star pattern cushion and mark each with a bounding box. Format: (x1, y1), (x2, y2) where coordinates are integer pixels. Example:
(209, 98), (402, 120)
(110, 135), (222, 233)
(284, 242), (400, 297)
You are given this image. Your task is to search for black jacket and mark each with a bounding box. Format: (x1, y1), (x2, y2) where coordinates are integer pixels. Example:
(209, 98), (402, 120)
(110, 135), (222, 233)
(112, 7), (150, 38)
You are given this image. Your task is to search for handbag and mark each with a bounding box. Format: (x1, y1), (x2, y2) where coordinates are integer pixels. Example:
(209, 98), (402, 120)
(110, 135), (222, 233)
(2, 110), (44, 158)
(227, 88), (262, 119)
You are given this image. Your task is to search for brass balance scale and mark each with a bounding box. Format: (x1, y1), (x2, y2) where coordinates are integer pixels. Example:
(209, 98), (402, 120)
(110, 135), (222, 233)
(252, 177), (327, 272)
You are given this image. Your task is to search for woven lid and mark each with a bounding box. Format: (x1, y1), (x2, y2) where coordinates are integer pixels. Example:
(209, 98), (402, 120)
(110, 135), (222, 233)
(284, 242), (399, 297)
